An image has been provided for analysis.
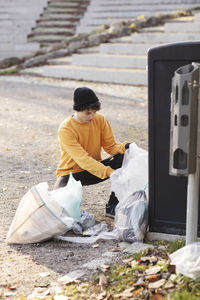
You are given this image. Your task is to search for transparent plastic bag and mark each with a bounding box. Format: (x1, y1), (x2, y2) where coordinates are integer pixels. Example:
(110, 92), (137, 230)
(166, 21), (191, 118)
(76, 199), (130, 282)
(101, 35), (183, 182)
(72, 211), (95, 234)
(170, 242), (200, 280)
(6, 173), (82, 244)
(115, 190), (148, 243)
(49, 172), (82, 220)
(111, 143), (148, 203)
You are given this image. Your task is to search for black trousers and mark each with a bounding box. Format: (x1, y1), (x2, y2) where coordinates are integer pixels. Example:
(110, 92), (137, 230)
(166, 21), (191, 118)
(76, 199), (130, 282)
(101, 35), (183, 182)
(54, 153), (124, 205)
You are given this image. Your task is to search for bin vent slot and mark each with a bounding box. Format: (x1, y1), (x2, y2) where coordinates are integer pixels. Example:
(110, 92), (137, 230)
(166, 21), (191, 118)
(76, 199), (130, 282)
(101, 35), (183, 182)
(181, 115), (188, 126)
(174, 114), (178, 126)
(175, 85), (178, 103)
(182, 81), (189, 105)
(173, 149), (187, 170)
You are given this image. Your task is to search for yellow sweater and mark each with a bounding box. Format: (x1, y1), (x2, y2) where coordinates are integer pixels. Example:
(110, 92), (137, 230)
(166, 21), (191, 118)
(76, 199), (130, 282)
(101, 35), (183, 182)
(56, 113), (127, 179)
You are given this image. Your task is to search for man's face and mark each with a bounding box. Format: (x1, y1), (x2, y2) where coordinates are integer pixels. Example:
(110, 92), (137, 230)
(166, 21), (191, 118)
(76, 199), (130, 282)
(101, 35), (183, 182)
(75, 109), (97, 123)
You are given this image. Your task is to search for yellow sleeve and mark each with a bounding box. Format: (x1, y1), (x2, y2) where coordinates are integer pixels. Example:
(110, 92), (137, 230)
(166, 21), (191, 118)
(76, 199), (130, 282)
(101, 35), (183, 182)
(58, 128), (114, 179)
(101, 118), (127, 155)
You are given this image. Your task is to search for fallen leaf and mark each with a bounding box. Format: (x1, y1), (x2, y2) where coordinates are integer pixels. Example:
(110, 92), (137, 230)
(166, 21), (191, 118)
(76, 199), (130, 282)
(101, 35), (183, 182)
(145, 266), (161, 275)
(19, 297), (27, 300)
(39, 272), (50, 278)
(98, 264), (110, 272)
(4, 291), (16, 297)
(122, 258), (133, 264)
(3, 187), (8, 191)
(99, 274), (108, 286)
(133, 277), (146, 287)
(7, 285), (17, 290)
(140, 256), (157, 263)
(111, 248), (121, 252)
(92, 244), (99, 248)
(169, 274), (177, 282)
(134, 287), (144, 296)
(152, 293), (165, 300)
(5, 147), (12, 151)
(149, 279), (166, 289)
(131, 260), (138, 268)
(157, 259), (168, 266)
(97, 291), (107, 299)
(117, 288), (135, 298)
(54, 295), (69, 300)
(164, 281), (175, 289)
(146, 274), (160, 282)
(18, 185), (25, 189)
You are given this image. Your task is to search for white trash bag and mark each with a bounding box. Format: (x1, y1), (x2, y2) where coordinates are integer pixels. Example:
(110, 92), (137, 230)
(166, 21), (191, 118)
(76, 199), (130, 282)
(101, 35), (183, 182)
(170, 242), (200, 280)
(111, 143), (148, 243)
(111, 142), (148, 203)
(6, 173), (82, 244)
(115, 190), (148, 243)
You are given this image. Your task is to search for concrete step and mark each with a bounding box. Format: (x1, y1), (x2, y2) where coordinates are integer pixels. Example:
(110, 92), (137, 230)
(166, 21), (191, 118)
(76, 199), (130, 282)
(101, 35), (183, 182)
(165, 16), (195, 23)
(48, 1), (80, 7)
(36, 20), (78, 27)
(78, 46), (100, 54)
(0, 42), (40, 52)
(86, 3), (198, 12)
(30, 27), (75, 35)
(131, 32), (200, 43)
(87, 0), (200, 4)
(100, 43), (157, 55)
(71, 53), (147, 69)
(48, 0), (89, 4)
(21, 65), (147, 85)
(139, 26), (164, 33)
(39, 13), (81, 21)
(194, 13), (200, 22)
(165, 22), (200, 32)
(28, 34), (70, 43)
(48, 56), (72, 65)
(44, 6), (85, 14)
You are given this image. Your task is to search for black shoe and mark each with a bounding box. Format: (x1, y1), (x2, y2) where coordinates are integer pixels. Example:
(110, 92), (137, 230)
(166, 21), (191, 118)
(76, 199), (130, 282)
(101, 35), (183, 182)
(105, 203), (116, 218)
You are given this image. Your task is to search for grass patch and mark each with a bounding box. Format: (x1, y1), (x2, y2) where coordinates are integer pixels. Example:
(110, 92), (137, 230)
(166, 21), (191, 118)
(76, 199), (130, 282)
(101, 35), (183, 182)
(0, 66), (19, 75)
(61, 245), (200, 299)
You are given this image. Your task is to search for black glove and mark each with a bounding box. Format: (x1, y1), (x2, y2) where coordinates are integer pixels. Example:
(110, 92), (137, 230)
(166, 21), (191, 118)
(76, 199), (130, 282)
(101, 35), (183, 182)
(125, 143), (131, 150)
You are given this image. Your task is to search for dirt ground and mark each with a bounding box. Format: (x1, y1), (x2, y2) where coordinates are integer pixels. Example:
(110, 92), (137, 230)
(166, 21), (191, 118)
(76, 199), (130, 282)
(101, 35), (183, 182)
(0, 75), (148, 299)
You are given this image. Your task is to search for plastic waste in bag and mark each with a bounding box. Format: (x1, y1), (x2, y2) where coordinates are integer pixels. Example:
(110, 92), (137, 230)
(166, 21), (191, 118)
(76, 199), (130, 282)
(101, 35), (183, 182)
(6, 173), (82, 244)
(111, 143), (148, 203)
(170, 242), (200, 280)
(56, 226), (118, 244)
(72, 211), (95, 234)
(110, 143), (148, 243)
(115, 190), (148, 243)
(49, 172), (82, 220)
(83, 222), (108, 236)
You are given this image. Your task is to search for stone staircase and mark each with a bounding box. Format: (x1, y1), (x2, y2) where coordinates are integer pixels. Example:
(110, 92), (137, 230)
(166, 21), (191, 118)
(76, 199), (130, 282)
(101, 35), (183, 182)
(76, 0), (200, 33)
(27, 0), (90, 47)
(22, 11), (200, 86)
(0, 0), (48, 60)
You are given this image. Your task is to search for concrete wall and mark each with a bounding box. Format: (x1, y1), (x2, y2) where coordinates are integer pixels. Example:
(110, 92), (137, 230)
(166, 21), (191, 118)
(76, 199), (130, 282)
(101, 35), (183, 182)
(0, 0), (48, 60)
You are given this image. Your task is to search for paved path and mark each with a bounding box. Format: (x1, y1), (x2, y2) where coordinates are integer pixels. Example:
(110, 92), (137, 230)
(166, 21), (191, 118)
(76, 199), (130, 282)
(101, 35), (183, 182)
(0, 74), (148, 298)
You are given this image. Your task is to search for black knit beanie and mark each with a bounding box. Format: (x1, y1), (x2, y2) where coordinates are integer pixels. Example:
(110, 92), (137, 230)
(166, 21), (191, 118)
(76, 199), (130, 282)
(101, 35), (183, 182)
(73, 87), (100, 110)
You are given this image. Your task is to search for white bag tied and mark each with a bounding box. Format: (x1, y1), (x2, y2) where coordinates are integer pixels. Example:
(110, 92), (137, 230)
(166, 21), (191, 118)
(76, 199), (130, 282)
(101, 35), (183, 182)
(111, 143), (149, 243)
(111, 142), (148, 203)
(170, 242), (200, 280)
(6, 173), (82, 244)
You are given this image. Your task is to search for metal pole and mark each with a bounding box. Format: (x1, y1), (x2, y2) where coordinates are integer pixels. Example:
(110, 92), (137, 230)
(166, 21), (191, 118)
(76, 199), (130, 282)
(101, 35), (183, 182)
(186, 81), (200, 245)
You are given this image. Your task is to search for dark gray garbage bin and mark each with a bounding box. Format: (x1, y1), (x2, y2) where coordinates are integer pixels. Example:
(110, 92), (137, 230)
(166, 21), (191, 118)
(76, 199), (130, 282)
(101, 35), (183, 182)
(148, 42), (200, 236)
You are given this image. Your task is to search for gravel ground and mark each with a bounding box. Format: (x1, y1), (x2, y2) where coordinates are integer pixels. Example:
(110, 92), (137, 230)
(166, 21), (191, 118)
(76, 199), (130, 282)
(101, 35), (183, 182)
(0, 75), (148, 299)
